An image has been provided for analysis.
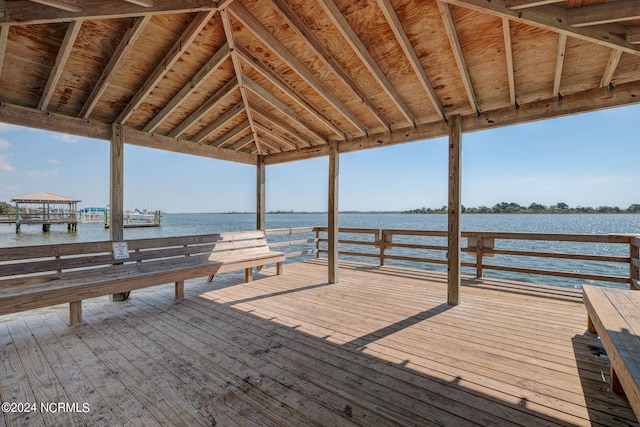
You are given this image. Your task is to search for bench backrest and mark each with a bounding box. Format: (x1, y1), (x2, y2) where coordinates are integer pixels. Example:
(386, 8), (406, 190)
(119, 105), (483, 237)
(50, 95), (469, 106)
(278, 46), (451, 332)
(0, 230), (269, 287)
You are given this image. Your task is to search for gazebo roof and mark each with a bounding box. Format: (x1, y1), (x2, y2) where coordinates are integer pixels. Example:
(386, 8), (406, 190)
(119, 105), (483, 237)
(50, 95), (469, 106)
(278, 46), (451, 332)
(0, 0), (638, 164)
(11, 192), (82, 204)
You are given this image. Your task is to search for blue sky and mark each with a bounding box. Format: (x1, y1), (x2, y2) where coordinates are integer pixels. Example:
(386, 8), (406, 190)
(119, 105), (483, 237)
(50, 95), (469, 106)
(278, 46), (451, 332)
(0, 104), (638, 213)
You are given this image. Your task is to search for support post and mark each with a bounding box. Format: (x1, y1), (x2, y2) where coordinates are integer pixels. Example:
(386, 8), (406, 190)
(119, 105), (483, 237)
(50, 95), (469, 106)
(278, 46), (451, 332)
(110, 123), (126, 302)
(69, 301), (82, 326)
(631, 237), (639, 290)
(447, 115), (462, 306)
(328, 141), (339, 284)
(256, 155), (265, 231)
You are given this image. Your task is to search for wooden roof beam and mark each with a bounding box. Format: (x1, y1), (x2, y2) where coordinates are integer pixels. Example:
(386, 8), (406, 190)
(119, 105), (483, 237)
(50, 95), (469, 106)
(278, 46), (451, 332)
(0, 0), (218, 26)
(209, 119), (250, 148)
(502, 18), (516, 106)
(552, 34), (566, 98)
(167, 75), (238, 139)
(115, 10), (214, 124)
(251, 103), (314, 149)
(235, 44), (345, 139)
(568, 0), (640, 28)
(29, 0), (82, 13)
(436, 0), (479, 114)
(265, 78), (640, 165)
(320, 0), (420, 125)
(38, 19), (81, 112)
(439, 0), (640, 56)
(505, 0), (563, 10)
(244, 76), (322, 145)
(0, 101), (257, 164)
(271, 0), (393, 131)
(80, 16), (150, 120)
(229, 2), (367, 138)
(375, 0), (446, 121)
(600, 49), (623, 88)
(192, 100), (244, 143)
(220, 8), (262, 154)
(142, 42), (231, 133)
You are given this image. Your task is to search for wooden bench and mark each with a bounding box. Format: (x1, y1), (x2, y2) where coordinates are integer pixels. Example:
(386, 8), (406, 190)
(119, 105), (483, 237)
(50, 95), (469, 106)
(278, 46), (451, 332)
(583, 285), (640, 420)
(0, 230), (285, 326)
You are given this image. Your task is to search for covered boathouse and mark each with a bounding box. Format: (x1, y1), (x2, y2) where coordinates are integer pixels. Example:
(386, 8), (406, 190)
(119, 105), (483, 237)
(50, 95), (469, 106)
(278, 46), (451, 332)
(0, 0), (639, 425)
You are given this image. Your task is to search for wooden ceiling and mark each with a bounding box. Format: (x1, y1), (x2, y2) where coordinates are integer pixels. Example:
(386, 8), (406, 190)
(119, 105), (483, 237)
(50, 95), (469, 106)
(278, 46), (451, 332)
(0, 0), (638, 165)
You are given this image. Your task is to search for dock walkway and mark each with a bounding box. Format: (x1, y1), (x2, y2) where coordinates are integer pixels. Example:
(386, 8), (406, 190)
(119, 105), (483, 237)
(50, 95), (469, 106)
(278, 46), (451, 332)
(0, 259), (636, 426)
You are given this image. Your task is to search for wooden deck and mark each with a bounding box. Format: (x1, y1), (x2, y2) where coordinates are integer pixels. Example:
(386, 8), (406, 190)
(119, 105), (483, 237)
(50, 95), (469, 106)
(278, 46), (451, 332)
(0, 259), (637, 426)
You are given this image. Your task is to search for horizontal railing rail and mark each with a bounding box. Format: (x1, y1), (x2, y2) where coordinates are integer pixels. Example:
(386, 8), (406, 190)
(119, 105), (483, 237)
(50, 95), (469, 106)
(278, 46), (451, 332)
(265, 227), (318, 260)
(311, 227), (640, 288)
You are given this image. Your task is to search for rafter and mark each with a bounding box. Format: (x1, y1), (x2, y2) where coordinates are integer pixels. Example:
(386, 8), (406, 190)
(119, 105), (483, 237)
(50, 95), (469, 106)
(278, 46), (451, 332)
(125, 0), (154, 7)
(220, 8), (262, 154)
(38, 19), (81, 111)
(0, 0), (218, 26)
(209, 119), (250, 148)
(320, 0), (423, 124)
(439, 0), (640, 56)
(167, 75), (238, 139)
(379, 6), (449, 121)
(254, 136), (283, 154)
(192, 100), (244, 143)
(229, 133), (253, 151)
(600, 49), (623, 88)
(552, 33), (566, 97)
(229, 2), (367, 137)
(235, 44), (344, 139)
(80, 16), (150, 120)
(568, 0), (640, 28)
(502, 18), (516, 106)
(30, 0), (82, 13)
(244, 76), (322, 145)
(505, 0), (563, 10)
(251, 102), (315, 149)
(254, 122), (297, 151)
(0, 25), (8, 76)
(142, 42), (230, 133)
(271, 0), (393, 131)
(436, 0), (479, 114)
(115, 10), (214, 124)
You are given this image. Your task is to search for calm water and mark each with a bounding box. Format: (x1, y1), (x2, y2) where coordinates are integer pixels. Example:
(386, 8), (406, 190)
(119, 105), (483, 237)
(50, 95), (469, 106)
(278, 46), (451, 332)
(2, 213), (639, 289)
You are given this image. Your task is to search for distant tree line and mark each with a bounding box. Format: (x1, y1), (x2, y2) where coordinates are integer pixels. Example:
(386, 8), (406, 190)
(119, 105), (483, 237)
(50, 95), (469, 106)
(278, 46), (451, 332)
(0, 201), (14, 215)
(403, 202), (640, 214)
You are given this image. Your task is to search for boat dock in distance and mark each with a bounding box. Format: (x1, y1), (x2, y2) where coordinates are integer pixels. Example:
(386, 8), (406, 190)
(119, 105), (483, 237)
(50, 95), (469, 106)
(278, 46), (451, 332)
(2, 192), (80, 233)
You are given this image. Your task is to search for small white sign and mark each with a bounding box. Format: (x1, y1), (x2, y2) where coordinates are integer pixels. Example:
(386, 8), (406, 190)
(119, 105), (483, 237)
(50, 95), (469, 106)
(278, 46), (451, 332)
(112, 242), (130, 260)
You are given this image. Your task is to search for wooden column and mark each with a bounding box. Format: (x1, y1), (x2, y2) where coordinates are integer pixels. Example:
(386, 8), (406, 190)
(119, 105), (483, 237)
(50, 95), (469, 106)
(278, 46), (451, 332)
(256, 155), (265, 231)
(328, 141), (339, 284)
(110, 123), (126, 302)
(447, 114), (462, 306)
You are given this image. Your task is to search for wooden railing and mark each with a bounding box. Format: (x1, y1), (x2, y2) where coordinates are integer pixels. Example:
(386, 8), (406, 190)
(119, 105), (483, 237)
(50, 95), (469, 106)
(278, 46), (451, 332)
(306, 227), (640, 288)
(265, 227), (318, 260)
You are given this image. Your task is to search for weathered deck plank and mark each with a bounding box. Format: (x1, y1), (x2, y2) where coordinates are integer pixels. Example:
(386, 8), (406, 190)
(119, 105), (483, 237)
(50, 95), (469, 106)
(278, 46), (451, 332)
(0, 259), (637, 426)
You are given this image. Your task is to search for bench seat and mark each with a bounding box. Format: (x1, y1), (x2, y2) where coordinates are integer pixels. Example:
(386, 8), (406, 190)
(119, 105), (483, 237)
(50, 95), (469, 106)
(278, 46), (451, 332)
(583, 285), (640, 421)
(0, 231), (285, 326)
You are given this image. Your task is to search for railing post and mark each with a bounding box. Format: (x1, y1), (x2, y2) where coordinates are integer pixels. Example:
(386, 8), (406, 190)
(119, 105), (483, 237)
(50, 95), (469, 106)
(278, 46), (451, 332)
(379, 229), (385, 266)
(631, 236), (640, 290)
(315, 228), (321, 259)
(475, 232), (483, 278)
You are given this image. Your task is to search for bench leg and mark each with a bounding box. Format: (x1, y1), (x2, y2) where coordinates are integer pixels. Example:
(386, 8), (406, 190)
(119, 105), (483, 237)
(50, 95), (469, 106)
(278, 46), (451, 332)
(257, 265), (264, 272)
(69, 301), (82, 326)
(175, 281), (184, 300)
(276, 262), (283, 275)
(245, 268), (253, 282)
(587, 314), (597, 334)
(208, 274), (214, 282)
(611, 366), (624, 394)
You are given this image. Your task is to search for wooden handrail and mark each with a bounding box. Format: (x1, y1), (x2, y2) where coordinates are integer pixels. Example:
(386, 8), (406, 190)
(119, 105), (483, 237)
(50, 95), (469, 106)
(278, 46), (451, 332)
(306, 226), (640, 288)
